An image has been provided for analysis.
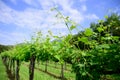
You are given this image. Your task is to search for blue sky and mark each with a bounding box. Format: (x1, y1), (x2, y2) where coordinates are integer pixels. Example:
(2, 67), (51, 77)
(0, 0), (120, 45)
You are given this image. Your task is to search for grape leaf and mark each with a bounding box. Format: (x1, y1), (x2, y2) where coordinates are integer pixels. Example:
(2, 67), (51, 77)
(84, 28), (93, 36)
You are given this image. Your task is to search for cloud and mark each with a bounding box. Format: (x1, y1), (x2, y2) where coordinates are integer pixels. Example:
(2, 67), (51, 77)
(79, 0), (86, 2)
(38, 0), (55, 9)
(0, 30), (28, 45)
(23, 0), (39, 8)
(0, 2), (54, 30)
(0, 0), (98, 29)
(0, 0), (100, 45)
(0, 0), (84, 30)
(81, 5), (87, 11)
(85, 14), (99, 20)
(10, 0), (17, 5)
(23, 0), (33, 5)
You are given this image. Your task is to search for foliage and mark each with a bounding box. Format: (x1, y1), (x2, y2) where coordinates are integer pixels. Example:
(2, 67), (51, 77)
(0, 56), (8, 80)
(0, 44), (12, 53)
(1, 11), (120, 80)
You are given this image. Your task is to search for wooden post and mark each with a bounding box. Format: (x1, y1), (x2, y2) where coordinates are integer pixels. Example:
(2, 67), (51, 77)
(29, 55), (36, 80)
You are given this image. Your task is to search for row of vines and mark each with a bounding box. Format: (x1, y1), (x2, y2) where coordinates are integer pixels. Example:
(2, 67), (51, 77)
(1, 9), (120, 80)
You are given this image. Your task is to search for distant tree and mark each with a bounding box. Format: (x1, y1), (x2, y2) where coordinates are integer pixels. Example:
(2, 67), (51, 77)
(0, 44), (12, 53)
(70, 13), (120, 50)
(90, 13), (120, 36)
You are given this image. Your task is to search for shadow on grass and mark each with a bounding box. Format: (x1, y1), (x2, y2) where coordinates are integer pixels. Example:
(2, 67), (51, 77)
(41, 63), (71, 72)
(35, 67), (67, 80)
(3, 61), (15, 80)
(25, 63), (67, 80)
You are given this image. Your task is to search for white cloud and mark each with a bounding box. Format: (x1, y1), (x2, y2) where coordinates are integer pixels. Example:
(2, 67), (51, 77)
(23, 0), (33, 5)
(0, 0), (97, 30)
(0, 2), (55, 30)
(85, 14), (99, 20)
(10, 0), (17, 5)
(23, 0), (39, 7)
(54, 0), (84, 22)
(0, 30), (28, 45)
(0, 0), (100, 45)
(0, 2), (14, 24)
(38, 0), (55, 9)
(79, 0), (86, 2)
(0, 0), (84, 30)
(81, 5), (87, 11)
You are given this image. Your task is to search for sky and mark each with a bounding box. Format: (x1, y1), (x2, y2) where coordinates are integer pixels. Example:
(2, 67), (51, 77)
(0, 0), (120, 45)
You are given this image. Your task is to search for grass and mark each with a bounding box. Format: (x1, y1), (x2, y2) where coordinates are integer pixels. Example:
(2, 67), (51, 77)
(0, 56), (9, 80)
(0, 56), (119, 80)
(0, 58), (119, 80)
(20, 62), (59, 80)
(19, 61), (120, 80)
(35, 62), (75, 80)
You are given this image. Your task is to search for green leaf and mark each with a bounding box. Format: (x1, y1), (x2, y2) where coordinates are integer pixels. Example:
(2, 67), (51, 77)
(98, 20), (104, 23)
(112, 36), (119, 41)
(70, 25), (76, 30)
(78, 37), (81, 41)
(65, 16), (69, 20)
(48, 30), (53, 36)
(65, 34), (72, 41)
(80, 37), (88, 43)
(50, 7), (56, 11)
(105, 33), (110, 37)
(84, 28), (93, 36)
(104, 15), (108, 19)
(81, 51), (86, 56)
(97, 27), (104, 32)
(78, 64), (85, 67)
(53, 36), (59, 38)
(82, 72), (87, 76)
(100, 44), (110, 49)
(54, 55), (60, 61)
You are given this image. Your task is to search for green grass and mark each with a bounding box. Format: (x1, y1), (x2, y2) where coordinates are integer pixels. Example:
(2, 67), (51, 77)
(35, 62), (75, 80)
(0, 57), (120, 80)
(23, 61), (75, 80)
(0, 56), (9, 80)
(20, 61), (120, 80)
(20, 62), (59, 80)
